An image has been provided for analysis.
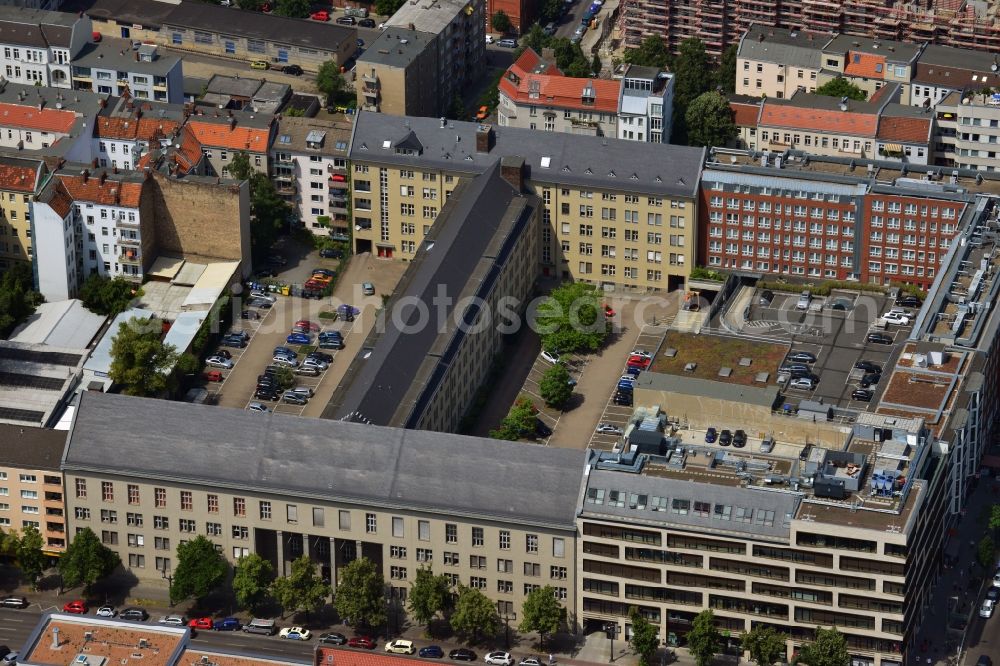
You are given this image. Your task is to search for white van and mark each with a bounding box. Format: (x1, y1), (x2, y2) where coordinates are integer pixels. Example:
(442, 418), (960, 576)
(243, 618), (277, 635)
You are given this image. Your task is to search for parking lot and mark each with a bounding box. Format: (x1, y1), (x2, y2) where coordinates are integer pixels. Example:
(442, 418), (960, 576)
(741, 288), (915, 410)
(519, 351), (587, 443)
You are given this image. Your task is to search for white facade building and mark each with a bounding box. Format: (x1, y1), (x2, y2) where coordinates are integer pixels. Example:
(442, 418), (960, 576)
(616, 64), (674, 144)
(0, 6), (90, 89)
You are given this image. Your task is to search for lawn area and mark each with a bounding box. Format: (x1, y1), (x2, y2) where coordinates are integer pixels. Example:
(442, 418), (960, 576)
(650, 331), (789, 386)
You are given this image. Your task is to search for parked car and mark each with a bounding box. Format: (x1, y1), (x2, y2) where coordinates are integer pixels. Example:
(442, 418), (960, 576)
(897, 294), (922, 308)
(2, 652), (16, 666)
(220, 335), (247, 348)
(881, 312), (910, 326)
(159, 615), (186, 626)
(205, 355), (233, 369)
(272, 356), (299, 367)
(319, 633), (348, 645)
(497, 37), (517, 48)
(348, 636), (376, 649)
(120, 607), (148, 621)
(247, 402), (269, 413)
(796, 290), (812, 310)
(980, 599), (995, 618)
(294, 320), (321, 332)
(540, 350), (561, 364)
(520, 658), (544, 666)
(790, 377), (816, 390)
(385, 640), (415, 655)
(420, 646), (445, 659)
(94, 606), (116, 617)
(250, 290), (277, 303)
(297, 365), (321, 376)
(0, 597), (27, 609)
(976, 656), (993, 666)
(851, 388), (874, 402)
(282, 64), (303, 75)
(247, 297), (273, 309)
(62, 600), (87, 614)
(307, 351), (333, 363)
(213, 617), (241, 631)
(240, 310), (260, 320)
(719, 429), (733, 446)
(627, 355), (651, 368)
(359, 17), (376, 27)
(287, 332), (312, 345)
(733, 429), (747, 448)
(859, 372), (881, 388)
(485, 653), (514, 666)
(250, 60), (269, 70)
(188, 617), (212, 630)
(787, 351), (816, 363)
(534, 419), (553, 438)
(854, 360), (882, 374)
(758, 289), (774, 306)
(630, 349), (651, 359)
(282, 392), (308, 405)
(336, 15), (356, 24)
(613, 392), (632, 406)
(320, 247), (343, 258)
(705, 427), (718, 443)
(280, 627), (312, 640)
(302, 358), (328, 370)
(449, 650), (477, 662)
(596, 423), (623, 435)
(867, 332), (893, 345)
(993, 567), (1000, 587)
(362, 281), (376, 295)
(779, 363), (810, 376)
(309, 10), (329, 20)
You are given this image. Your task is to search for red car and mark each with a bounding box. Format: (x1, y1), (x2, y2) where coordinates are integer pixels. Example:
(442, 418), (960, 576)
(189, 617), (213, 630)
(628, 355), (651, 368)
(294, 320), (320, 332)
(304, 280), (326, 291)
(310, 10), (330, 20)
(348, 636), (376, 650)
(604, 305), (616, 318)
(63, 600), (88, 614)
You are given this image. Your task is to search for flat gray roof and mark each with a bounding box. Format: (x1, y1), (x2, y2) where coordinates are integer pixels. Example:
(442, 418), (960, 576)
(358, 28), (435, 69)
(65, 392), (586, 529)
(0, 424), (66, 471)
(738, 25), (831, 69)
(823, 34), (922, 63)
(636, 372), (780, 408)
(73, 42), (181, 76)
(917, 44), (1000, 71)
(349, 112), (704, 198)
(386, 0), (469, 34)
(9, 300), (106, 349)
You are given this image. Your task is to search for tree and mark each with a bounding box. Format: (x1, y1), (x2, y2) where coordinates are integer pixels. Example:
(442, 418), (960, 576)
(519, 585), (562, 646)
(334, 557), (385, 629)
(592, 53), (603, 77)
(274, 366), (295, 390)
(273, 0), (310, 17)
(685, 91), (737, 148)
(990, 503), (1000, 537)
(79, 275), (140, 316)
(407, 567), (452, 629)
(249, 173), (292, 265)
(236, 0), (264, 9)
(170, 535), (227, 604)
(233, 553), (273, 612)
(0, 263), (43, 338)
(491, 10), (512, 34)
(109, 317), (180, 396)
(623, 35), (670, 69)
(539, 363), (573, 409)
(742, 625), (787, 666)
(672, 37), (712, 109)
(978, 535), (996, 569)
(226, 151), (254, 182)
(520, 24), (549, 54)
(15, 525), (46, 590)
(58, 528), (120, 594)
(535, 282), (609, 353)
(550, 38), (591, 77)
(490, 395), (538, 440)
(798, 627), (849, 666)
(814, 77), (867, 101)
(714, 44), (737, 94)
(271, 555), (331, 618)
(687, 610), (721, 666)
(450, 585), (500, 640)
(538, 0), (564, 24)
(316, 61), (347, 105)
(374, 0), (406, 16)
(628, 607), (659, 666)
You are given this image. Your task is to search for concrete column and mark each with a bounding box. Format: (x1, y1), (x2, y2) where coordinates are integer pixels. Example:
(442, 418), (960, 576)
(276, 530), (285, 577)
(329, 537), (338, 590)
(303, 533), (309, 561)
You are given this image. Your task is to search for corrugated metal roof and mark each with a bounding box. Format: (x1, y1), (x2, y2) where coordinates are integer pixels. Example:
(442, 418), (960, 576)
(9, 300), (106, 349)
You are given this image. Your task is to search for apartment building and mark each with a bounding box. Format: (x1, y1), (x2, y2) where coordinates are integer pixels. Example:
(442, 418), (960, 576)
(271, 116), (351, 236)
(65, 391), (583, 617)
(348, 112), (704, 293)
(616, 65), (674, 144)
(0, 82), (101, 160)
(92, 94), (185, 171)
(359, 0), (486, 118)
(71, 42), (183, 104)
(0, 155), (45, 268)
(736, 25), (830, 99)
(0, 424), (67, 553)
(910, 45), (1000, 109)
(185, 110), (274, 177)
(933, 91), (1000, 171)
(0, 6), (90, 89)
(817, 35), (922, 104)
(325, 161), (540, 432)
(497, 48), (619, 138)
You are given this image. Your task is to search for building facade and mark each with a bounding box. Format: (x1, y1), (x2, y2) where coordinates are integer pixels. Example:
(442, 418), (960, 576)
(356, 29), (439, 117)
(616, 65), (674, 144)
(71, 43), (184, 104)
(0, 424), (67, 553)
(92, 94), (184, 171)
(0, 155), (44, 269)
(185, 111), (274, 178)
(0, 6), (90, 89)
(736, 26), (830, 100)
(933, 91), (1000, 171)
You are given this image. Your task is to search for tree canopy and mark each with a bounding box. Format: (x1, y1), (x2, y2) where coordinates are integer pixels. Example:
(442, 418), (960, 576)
(272, 555), (330, 618)
(715, 44), (737, 94)
(317, 61), (348, 105)
(797, 627), (849, 666)
(109, 317), (179, 396)
(814, 77), (867, 101)
(249, 172), (291, 264)
(233, 552), (273, 612)
(978, 535), (995, 569)
(628, 608), (660, 666)
(742, 625), (787, 666)
(16, 525), (47, 590)
(273, 0), (310, 17)
(0, 263), (43, 338)
(374, 0), (406, 16)
(685, 91), (737, 148)
(170, 535), (228, 604)
(535, 282), (609, 353)
(623, 35), (671, 69)
(538, 0), (564, 24)
(687, 610), (721, 666)
(490, 395), (538, 440)
(519, 586), (562, 646)
(539, 363), (573, 409)
(58, 528), (120, 593)
(334, 557), (386, 629)
(226, 151), (254, 181)
(450, 585), (500, 640)
(408, 567), (452, 628)
(491, 10), (512, 34)
(79, 275), (141, 316)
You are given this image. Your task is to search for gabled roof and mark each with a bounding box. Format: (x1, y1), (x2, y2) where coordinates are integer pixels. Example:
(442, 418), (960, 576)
(186, 117), (272, 152)
(738, 25), (832, 69)
(844, 51), (887, 79)
(0, 102), (77, 134)
(0, 157), (43, 193)
(59, 172), (144, 208)
(0, 6), (80, 49)
(877, 114), (932, 144)
(730, 98), (762, 127)
(95, 115), (181, 142)
(759, 97), (879, 136)
(498, 48), (619, 114)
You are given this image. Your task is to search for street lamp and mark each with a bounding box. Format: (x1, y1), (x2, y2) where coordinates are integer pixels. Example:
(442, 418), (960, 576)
(606, 623), (618, 663)
(161, 568), (174, 608)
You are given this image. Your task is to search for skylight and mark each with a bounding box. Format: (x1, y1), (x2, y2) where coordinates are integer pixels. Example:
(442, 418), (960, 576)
(540, 156), (551, 168)
(278, 134), (291, 144)
(382, 140), (391, 149)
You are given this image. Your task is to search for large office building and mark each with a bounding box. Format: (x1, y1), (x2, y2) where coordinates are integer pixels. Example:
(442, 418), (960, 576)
(64, 391), (584, 618)
(347, 112), (704, 293)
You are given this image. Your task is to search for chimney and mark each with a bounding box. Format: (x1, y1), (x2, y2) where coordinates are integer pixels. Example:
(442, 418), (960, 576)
(52, 627), (60, 649)
(475, 124), (494, 153)
(99, 171), (107, 185)
(81, 169), (89, 183)
(230, 117), (237, 130)
(542, 47), (555, 62)
(440, 116), (447, 128)
(500, 156), (525, 192)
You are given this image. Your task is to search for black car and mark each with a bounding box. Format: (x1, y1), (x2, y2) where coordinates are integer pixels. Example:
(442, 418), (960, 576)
(733, 429), (747, 448)
(120, 607), (148, 622)
(336, 15), (356, 24)
(719, 429), (733, 446)
(976, 656), (993, 666)
(786, 351), (816, 363)
(854, 360), (882, 374)
(282, 64), (303, 76)
(214, 349), (232, 360)
(240, 310), (260, 320)
(0, 597), (27, 609)
(220, 336), (247, 349)
(248, 297), (273, 309)
(758, 289), (774, 306)
(613, 392), (632, 406)
(867, 332), (893, 344)
(319, 339), (345, 350)
(320, 247), (344, 259)
(535, 419), (553, 437)
(896, 295), (922, 308)
(359, 17), (376, 27)
(449, 650), (477, 662)
(319, 633), (348, 645)
(852, 388), (874, 402)
(860, 372), (881, 388)
(308, 351), (334, 363)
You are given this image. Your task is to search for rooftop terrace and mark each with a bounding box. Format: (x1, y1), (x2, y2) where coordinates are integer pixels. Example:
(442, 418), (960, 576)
(650, 330), (789, 386)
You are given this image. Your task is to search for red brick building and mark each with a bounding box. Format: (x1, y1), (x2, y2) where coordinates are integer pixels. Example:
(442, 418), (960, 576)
(487, 0), (535, 34)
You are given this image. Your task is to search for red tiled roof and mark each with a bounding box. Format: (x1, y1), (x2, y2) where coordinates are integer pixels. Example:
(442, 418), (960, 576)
(878, 115), (931, 143)
(187, 119), (271, 152)
(510, 47), (560, 77)
(0, 163), (40, 193)
(498, 47), (618, 113)
(95, 115), (181, 142)
(59, 173), (143, 208)
(844, 52), (886, 79)
(730, 101), (761, 127)
(46, 180), (73, 219)
(172, 125), (203, 173)
(759, 101), (879, 136)
(0, 103), (76, 134)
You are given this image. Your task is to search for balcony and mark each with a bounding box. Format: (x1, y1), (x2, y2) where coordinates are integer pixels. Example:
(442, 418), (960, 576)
(118, 236), (141, 246)
(120, 251), (141, 264)
(329, 177), (349, 190)
(362, 87), (378, 100)
(362, 72), (378, 85)
(275, 183), (297, 195)
(362, 103), (378, 112)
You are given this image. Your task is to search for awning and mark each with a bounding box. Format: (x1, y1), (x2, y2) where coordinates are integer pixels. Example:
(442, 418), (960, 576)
(882, 143), (903, 153)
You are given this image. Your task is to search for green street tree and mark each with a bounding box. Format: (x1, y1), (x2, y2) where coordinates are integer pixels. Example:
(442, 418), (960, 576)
(374, 0), (406, 16)
(334, 557), (386, 629)
(990, 503), (1000, 536)
(272, 555), (331, 619)
(233, 552), (273, 612)
(491, 10), (512, 34)
(109, 317), (180, 397)
(742, 625), (787, 666)
(450, 585), (501, 641)
(684, 91), (737, 148)
(273, 0), (310, 17)
(623, 35), (671, 69)
(538, 0), (564, 23)
(0, 263), (43, 338)
(539, 363), (573, 409)
(535, 282), (609, 353)
(519, 585), (562, 647)
(170, 535), (228, 604)
(79, 275), (141, 316)
(408, 567), (452, 629)
(978, 535), (996, 569)
(714, 44), (737, 93)
(15, 525), (47, 590)
(672, 38), (712, 109)
(549, 38), (591, 77)
(249, 172), (292, 264)
(226, 151), (254, 181)
(687, 610), (721, 666)
(58, 528), (120, 594)
(798, 627), (849, 666)
(628, 607), (660, 666)
(490, 395), (538, 440)
(520, 24), (549, 53)
(316, 61), (347, 105)
(814, 77), (867, 101)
